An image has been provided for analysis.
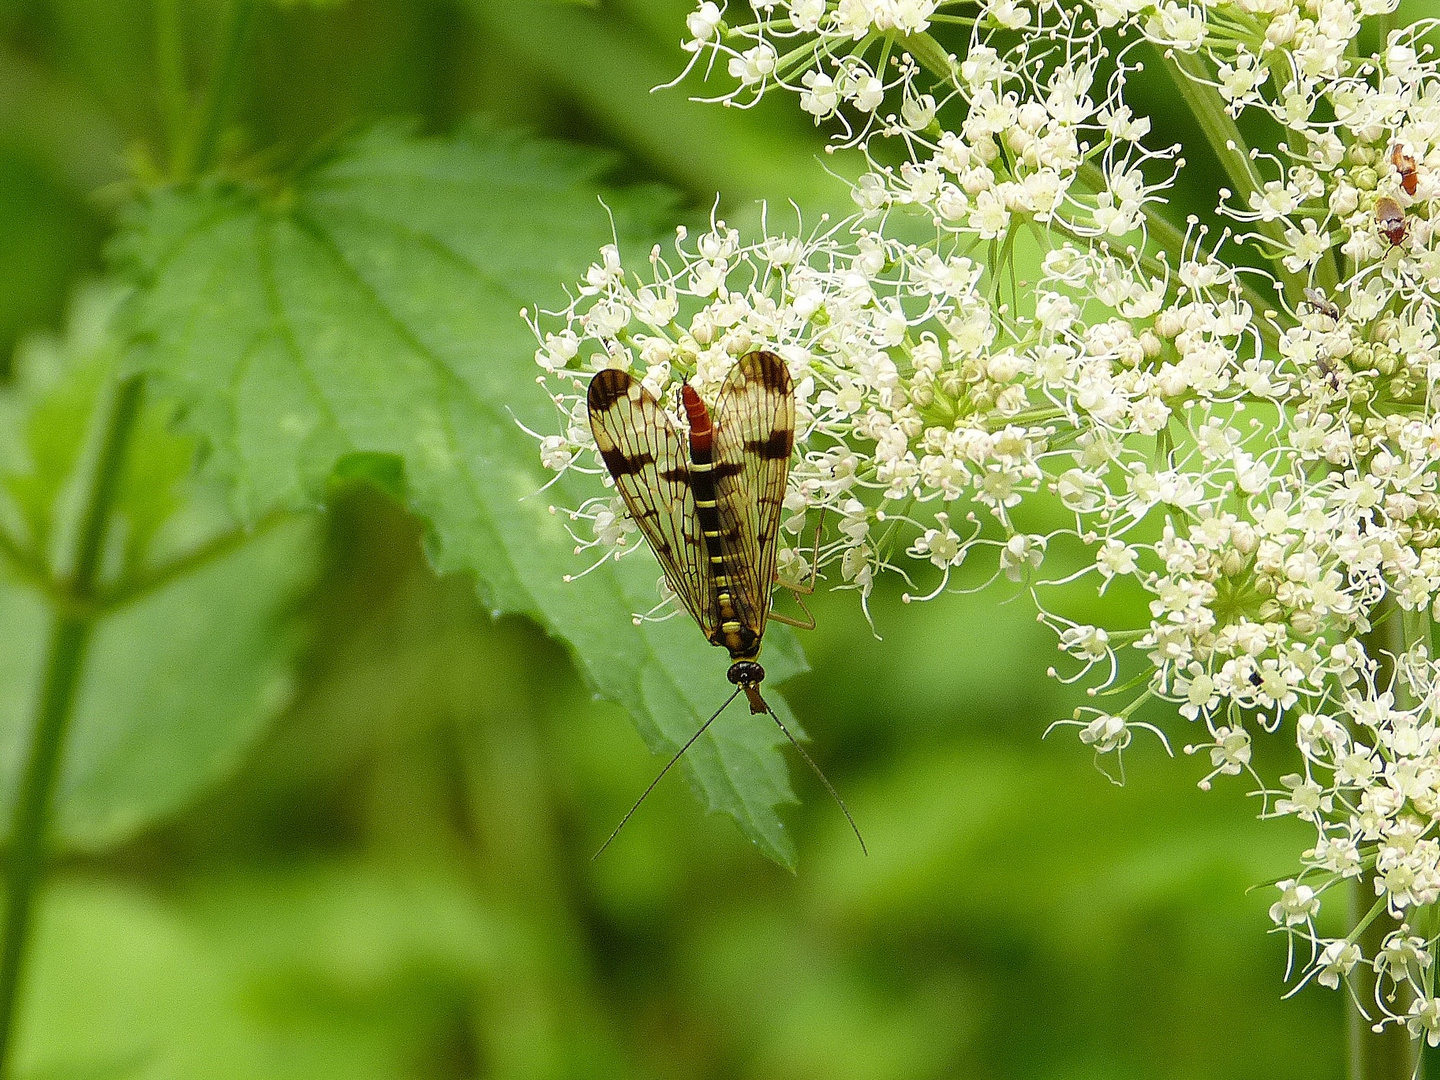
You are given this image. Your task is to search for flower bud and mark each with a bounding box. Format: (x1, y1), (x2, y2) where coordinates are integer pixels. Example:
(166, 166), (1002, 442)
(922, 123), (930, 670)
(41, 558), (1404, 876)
(1155, 309), (1184, 338)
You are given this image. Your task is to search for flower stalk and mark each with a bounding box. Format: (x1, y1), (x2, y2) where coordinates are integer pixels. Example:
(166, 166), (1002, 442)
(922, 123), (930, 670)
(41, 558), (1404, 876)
(153, 0), (191, 178)
(1160, 51), (1299, 276)
(1349, 597), (1425, 1079)
(0, 374), (144, 1078)
(193, 0), (257, 174)
(1351, 881), (1423, 1080)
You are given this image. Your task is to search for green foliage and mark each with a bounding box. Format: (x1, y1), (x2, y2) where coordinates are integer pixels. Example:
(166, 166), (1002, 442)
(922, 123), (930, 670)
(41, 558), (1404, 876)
(0, 3), (1394, 1077)
(15, 868), (498, 1080)
(116, 123), (811, 866)
(465, 0), (860, 212)
(0, 157), (103, 374)
(0, 288), (318, 850)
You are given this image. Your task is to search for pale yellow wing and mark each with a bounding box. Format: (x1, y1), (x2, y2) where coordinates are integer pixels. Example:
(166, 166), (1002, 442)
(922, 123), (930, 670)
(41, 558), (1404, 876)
(587, 369), (716, 635)
(711, 351), (795, 639)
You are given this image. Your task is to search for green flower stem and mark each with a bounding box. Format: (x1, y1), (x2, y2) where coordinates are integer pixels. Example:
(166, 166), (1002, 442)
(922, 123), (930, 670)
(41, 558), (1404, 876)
(193, 0), (257, 174)
(0, 617), (88, 1080)
(153, 0), (191, 178)
(1162, 49), (1309, 300)
(1349, 879), (1423, 1080)
(98, 509), (285, 614)
(1373, 8), (1397, 48)
(0, 374), (144, 1080)
(1162, 51), (1262, 212)
(897, 31), (957, 87)
(457, 695), (624, 1075)
(1349, 598), (1425, 1080)
(0, 529), (21, 571)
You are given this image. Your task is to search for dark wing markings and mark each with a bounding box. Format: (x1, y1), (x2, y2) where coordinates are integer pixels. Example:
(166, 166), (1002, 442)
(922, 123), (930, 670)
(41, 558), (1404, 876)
(745, 432), (792, 459)
(587, 370), (715, 634)
(712, 351), (795, 638)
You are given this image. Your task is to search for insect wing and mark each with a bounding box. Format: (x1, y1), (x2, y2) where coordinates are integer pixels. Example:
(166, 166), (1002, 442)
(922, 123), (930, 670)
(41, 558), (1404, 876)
(1376, 197), (1406, 246)
(1392, 144), (1419, 196)
(711, 351), (796, 637)
(587, 370), (715, 634)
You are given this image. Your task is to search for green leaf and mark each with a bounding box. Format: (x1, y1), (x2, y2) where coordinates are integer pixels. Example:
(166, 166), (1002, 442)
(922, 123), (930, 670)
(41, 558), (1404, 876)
(0, 286), (319, 851)
(16, 869), (501, 1080)
(115, 122), (808, 867)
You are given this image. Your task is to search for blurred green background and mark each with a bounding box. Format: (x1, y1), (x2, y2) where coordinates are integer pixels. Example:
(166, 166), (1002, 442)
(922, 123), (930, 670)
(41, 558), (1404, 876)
(0, 0), (1386, 1076)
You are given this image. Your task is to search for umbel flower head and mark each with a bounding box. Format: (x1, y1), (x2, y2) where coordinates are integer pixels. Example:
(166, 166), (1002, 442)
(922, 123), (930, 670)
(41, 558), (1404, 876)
(531, 0), (1440, 1039)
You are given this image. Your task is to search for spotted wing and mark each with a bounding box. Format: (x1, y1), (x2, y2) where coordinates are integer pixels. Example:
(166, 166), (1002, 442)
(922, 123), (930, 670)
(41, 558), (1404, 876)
(587, 369), (715, 634)
(711, 351), (795, 638)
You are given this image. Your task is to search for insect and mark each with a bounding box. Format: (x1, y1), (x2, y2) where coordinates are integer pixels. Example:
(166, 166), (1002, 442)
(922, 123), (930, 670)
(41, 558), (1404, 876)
(1391, 143), (1419, 197)
(587, 351), (865, 856)
(1302, 287), (1340, 322)
(1376, 196), (1407, 247)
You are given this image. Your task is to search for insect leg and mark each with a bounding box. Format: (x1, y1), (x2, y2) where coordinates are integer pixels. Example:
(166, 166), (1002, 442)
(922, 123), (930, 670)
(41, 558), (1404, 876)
(767, 605), (815, 630)
(770, 510), (825, 629)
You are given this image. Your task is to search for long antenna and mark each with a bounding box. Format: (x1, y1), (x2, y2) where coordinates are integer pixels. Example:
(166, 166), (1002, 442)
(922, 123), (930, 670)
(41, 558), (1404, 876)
(594, 687), (743, 859)
(764, 705), (868, 856)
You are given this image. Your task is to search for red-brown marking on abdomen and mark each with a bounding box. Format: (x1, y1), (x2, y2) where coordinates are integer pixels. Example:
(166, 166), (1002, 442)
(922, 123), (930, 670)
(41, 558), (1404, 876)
(681, 383), (713, 454)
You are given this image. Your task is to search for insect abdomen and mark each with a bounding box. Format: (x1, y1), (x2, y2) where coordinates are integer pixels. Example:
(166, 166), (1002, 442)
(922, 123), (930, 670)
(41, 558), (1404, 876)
(682, 384), (758, 659)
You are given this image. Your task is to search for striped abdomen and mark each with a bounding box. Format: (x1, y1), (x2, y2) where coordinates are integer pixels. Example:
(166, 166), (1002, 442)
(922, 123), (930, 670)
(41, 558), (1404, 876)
(680, 383), (756, 660)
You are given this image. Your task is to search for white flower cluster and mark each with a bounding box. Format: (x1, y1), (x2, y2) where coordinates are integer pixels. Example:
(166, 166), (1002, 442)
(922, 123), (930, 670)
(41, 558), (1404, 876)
(677, 0), (947, 135)
(1269, 652), (1440, 1046)
(532, 0), (1440, 1038)
(530, 213), (1033, 616)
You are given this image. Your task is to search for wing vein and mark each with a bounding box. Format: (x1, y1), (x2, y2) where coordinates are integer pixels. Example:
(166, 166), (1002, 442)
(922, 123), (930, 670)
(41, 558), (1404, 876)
(712, 352), (795, 640)
(588, 371), (715, 634)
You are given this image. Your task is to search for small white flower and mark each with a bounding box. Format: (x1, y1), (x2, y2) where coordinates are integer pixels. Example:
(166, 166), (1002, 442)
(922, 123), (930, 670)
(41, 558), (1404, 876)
(1315, 939), (1360, 989)
(1269, 880), (1320, 927)
(1409, 998), (1440, 1048)
(800, 71), (839, 119)
(999, 534), (1045, 582)
(685, 1), (722, 45)
(1209, 727), (1252, 777)
(1282, 218), (1332, 273)
(1095, 540), (1138, 580)
(987, 0), (1030, 28)
(911, 515), (962, 568)
(901, 92), (937, 132)
(1059, 624), (1110, 662)
(850, 74), (885, 113)
(1277, 774), (1330, 822)
(539, 435), (572, 472)
(536, 330), (578, 373)
(1378, 933), (1431, 985)
(1076, 713), (1130, 753)
(789, 0), (826, 32)
(727, 43), (777, 87)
